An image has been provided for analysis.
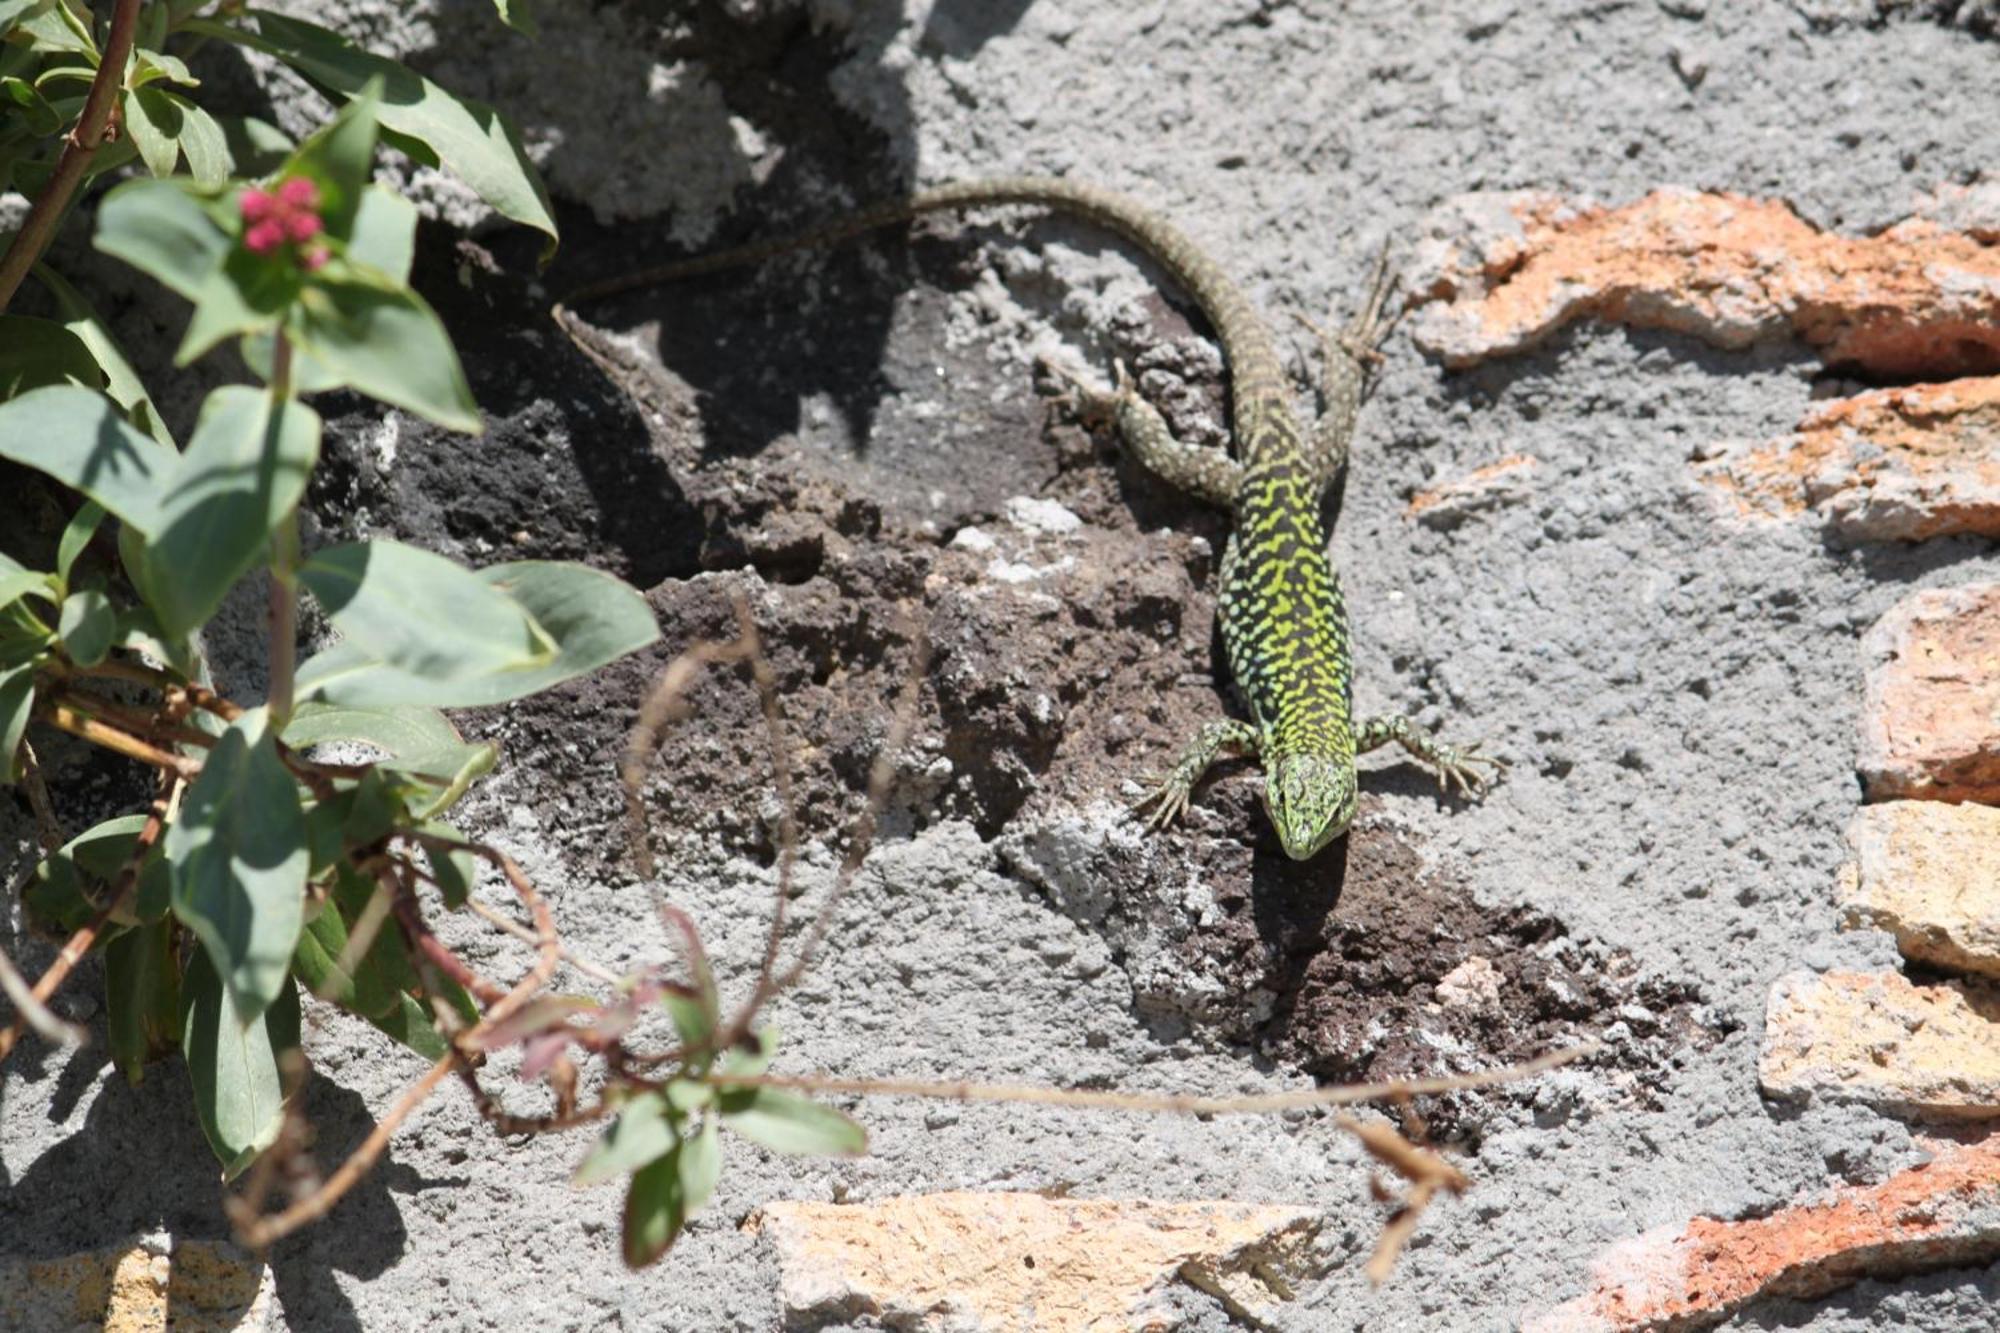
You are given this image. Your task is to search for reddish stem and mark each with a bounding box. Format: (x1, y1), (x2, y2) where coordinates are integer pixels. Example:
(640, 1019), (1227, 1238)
(0, 0), (146, 311)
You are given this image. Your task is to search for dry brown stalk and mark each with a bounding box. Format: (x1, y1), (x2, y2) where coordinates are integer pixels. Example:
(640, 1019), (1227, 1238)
(43, 704), (200, 778)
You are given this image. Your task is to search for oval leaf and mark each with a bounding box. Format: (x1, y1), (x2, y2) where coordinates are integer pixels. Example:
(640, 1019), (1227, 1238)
(678, 1117), (720, 1214)
(105, 916), (179, 1086)
(180, 940), (300, 1179)
(574, 1092), (675, 1188)
(57, 588), (114, 666)
(0, 314), (103, 396)
(150, 386), (321, 637)
(718, 1087), (867, 1157)
(293, 275), (480, 432)
(0, 385), (177, 535)
(31, 264), (175, 447)
(297, 539), (555, 684)
(621, 1148), (686, 1269)
(295, 560), (659, 709)
(166, 706), (310, 1020)
(239, 10), (557, 261)
(94, 176), (229, 302)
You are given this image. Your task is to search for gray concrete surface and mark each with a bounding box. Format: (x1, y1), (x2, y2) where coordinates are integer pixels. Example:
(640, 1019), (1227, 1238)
(5, 1), (2000, 1329)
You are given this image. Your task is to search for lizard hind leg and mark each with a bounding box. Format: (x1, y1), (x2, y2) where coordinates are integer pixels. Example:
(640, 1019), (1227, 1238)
(1130, 717), (1261, 832)
(1039, 355), (1241, 508)
(1295, 244), (1402, 493)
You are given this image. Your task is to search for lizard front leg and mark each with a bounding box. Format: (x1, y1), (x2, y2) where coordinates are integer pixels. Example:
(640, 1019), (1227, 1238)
(1354, 714), (1501, 798)
(1131, 717), (1260, 831)
(1042, 356), (1241, 507)
(1295, 246), (1400, 494)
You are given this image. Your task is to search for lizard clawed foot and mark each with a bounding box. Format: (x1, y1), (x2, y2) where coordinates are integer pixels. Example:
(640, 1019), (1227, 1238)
(1129, 772), (1197, 832)
(1425, 742), (1505, 800)
(1036, 354), (1130, 427)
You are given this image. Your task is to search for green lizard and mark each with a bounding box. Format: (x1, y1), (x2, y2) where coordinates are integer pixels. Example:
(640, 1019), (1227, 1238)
(558, 177), (1498, 859)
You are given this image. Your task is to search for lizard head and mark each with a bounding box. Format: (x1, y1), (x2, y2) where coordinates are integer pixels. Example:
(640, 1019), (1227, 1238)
(1264, 754), (1357, 860)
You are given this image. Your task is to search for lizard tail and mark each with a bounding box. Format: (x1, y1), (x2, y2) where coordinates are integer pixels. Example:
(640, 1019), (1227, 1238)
(553, 176), (1278, 384)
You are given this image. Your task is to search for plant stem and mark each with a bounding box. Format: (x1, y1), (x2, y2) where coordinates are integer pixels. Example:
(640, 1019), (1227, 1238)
(44, 703), (200, 778)
(0, 0), (145, 311)
(265, 330), (300, 725)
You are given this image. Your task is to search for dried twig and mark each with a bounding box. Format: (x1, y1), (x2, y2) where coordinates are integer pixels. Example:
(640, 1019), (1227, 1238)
(706, 1044), (1593, 1117)
(0, 943), (87, 1049)
(619, 611), (757, 880)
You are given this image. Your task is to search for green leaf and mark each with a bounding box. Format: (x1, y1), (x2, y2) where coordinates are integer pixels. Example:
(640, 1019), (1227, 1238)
(0, 387), (177, 535)
(125, 86), (184, 179)
(215, 114), (294, 178)
(718, 1087), (866, 1157)
(292, 275), (479, 432)
(149, 386), (320, 637)
(0, 568), (57, 613)
(0, 2), (52, 43)
(172, 94), (230, 189)
(490, 0), (535, 36)
(55, 497), (103, 585)
(105, 916), (179, 1086)
(130, 46), (197, 89)
(231, 11), (557, 261)
(0, 315), (105, 396)
(679, 1117), (720, 1214)
(0, 658), (33, 784)
(345, 184), (416, 284)
(301, 773), (401, 875)
(22, 813), (171, 932)
(166, 706), (310, 1021)
(58, 588), (114, 666)
(177, 244), (299, 366)
(297, 540), (554, 683)
(94, 176), (228, 302)
(418, 823), (475, 908)
(283, 701), (496, 818)
(292, 870), (403, 1019)
(30, 265), (174, 448)
(0, 74), (61, 136)
(111, 529), (196, 674)
(296, 561), (661, 709)
(13, 0), (91, 54)
(281, 78), (377, 240)
(180, 941), (300, 1179)
(574, 1091), (676, 1187)
(365, 991), (449, 1060)
(621, 1146), (687, 1268)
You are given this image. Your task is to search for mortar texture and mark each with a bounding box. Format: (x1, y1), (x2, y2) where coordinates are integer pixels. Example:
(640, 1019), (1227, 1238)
(4, 2), (2000, 1330)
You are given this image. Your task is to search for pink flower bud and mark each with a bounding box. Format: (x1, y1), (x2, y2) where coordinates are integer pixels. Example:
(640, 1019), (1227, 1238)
(284, 211), (323, 242)
(239, 188), (276, 223)
(244, 219), (287, 255)
(302, 245), (330, 272)
(276, 176), (320, 210)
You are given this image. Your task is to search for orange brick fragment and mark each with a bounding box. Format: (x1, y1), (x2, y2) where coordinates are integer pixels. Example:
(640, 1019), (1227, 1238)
(1525, 1133), (2000, 1332)
(1860, 582), (2000, 804)
(1407, 454), (1538, 528)
(1409, 188), (2000, 378)
(1699, 377), (2000, 541)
